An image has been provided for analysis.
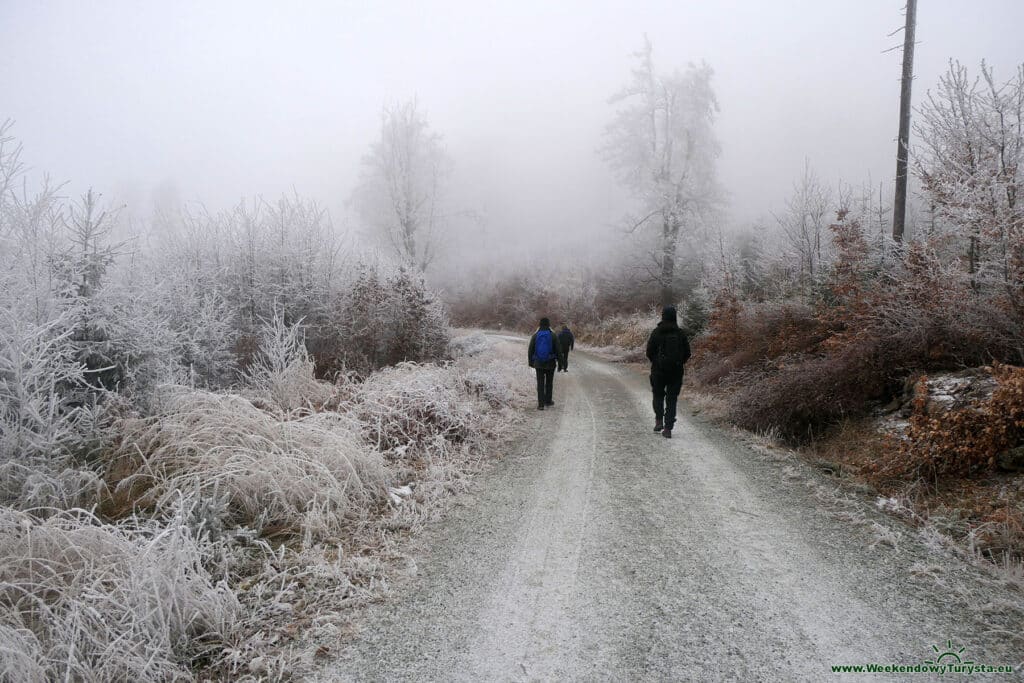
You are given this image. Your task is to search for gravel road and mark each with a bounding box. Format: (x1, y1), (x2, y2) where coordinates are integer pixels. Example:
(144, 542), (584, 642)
(320, 344), (1023, 681)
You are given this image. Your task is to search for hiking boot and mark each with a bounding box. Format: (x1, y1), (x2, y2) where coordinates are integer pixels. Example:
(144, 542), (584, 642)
(662, 428), (672, 439)
(538, 404), (545, 411)
(654, 420), (664, 432)
(546, 400), (554, 407)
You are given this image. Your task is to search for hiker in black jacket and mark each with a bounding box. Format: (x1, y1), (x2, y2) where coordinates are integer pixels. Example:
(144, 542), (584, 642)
(528, 317), (563, 410)
(646, 305), (691, 438)
(557, 324), (575, 372)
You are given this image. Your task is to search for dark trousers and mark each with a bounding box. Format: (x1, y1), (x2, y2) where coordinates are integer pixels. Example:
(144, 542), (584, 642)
(536, 367), (555, 405)
(651, 370), (683, 428)
(558, 351), (570, 371)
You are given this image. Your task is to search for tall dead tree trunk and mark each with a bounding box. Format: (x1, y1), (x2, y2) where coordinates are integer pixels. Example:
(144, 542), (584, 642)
(892, 0), (917, 242)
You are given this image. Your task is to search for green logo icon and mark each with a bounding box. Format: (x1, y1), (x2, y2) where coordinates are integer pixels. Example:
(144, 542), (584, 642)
(924, 640), (974, 667)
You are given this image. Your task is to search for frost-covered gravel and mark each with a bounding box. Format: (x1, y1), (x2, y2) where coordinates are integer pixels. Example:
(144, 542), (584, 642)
(321, 344), (1024, 681)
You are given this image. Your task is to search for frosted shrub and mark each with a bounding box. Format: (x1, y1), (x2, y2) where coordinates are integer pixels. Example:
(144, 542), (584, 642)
(168, 288), (237, 389)
(110, 386), (389, 541)
(130, 255), (239, 390)
(82, 278), (184, 399)
(320, 260), (451, 376)
(573, 310), (652, 362)
(349, 362), (477, 457)
(0, 308), (83, 461)
(242, 314), (331, 412)
(458, 339), (530, 416)
(577, 310), (652, 350)
(55, 191), (164, 399)
(0, 506), (238, 682)
(0, 306), (105, 510)
(381, 266), (451, 365)
(463, 367), (515, 408)
(449, 331), (490, 358)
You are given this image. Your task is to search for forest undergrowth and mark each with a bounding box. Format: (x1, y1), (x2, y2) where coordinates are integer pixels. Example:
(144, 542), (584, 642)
(2, 323), (527, 682)
(0, 124), (531, 681)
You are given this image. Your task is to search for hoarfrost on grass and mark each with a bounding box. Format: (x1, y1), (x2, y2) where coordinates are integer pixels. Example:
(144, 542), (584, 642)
(0, 505), (239, 682)
(449, 331), (491, 358)
(111, 385), (389, 542)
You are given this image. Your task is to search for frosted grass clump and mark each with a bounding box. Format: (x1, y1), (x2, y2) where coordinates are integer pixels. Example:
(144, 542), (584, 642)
(0, 505), (238, 682)
(349, 362), (478, 457)
(449, 332), (490, 358)
(111, 386), (389, 542)
(463, 366), (515, 408)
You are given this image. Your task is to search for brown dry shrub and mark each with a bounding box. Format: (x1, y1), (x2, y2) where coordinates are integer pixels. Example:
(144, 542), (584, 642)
(694, 291), (743, 356)
(692, 226), (1024, 443)
(872, 364), (1024, 483)
(725, 335), (893, 441)
(690, 298), (828, 387)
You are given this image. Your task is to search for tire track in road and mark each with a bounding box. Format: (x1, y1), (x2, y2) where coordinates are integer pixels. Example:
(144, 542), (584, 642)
(572, 363), (903, 681)
(462, 366), (599, 680)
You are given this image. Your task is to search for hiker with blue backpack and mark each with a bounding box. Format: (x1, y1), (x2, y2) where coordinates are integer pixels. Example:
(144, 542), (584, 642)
(528, 317), (564, 410)
(646, 305), (691, 438)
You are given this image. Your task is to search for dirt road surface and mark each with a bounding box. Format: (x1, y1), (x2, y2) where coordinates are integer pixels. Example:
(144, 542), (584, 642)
(321, 343), (1023, 681)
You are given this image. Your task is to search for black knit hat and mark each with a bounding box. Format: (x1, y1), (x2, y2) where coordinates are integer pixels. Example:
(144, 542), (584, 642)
(661, 306), (677, 323)
(539, 317), (551, 328)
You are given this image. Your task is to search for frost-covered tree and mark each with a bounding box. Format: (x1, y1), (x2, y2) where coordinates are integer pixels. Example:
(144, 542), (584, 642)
(164, 193), (342, 340)
(56, 191), (125, 394)
(0, 121), (66, 325)
(329, 259), (449, 375)
(774, 161), (832, 287)
(350, 100), (452, 271)
(915, 61), (1024, 286)
(603, 37), (722, 305)
(263, 193), (340, 324)
(0, 126), (105, 507)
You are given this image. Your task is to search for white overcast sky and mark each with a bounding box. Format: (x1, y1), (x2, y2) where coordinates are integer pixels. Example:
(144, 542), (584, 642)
(2, 0), (1022, 249)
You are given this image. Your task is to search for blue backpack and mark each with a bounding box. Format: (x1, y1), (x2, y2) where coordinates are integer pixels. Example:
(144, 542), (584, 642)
(534, 329), (556, 364)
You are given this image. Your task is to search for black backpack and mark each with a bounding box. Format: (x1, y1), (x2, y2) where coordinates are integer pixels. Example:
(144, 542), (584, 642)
(657, 329), (686, 371)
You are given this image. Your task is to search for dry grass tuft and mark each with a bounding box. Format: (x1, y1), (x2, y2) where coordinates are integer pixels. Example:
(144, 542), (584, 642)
(107, 387), (390, 543)
(347, 363), (476, 458)
(575, 311), (653, 359)
(0, 505), (238, 682)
